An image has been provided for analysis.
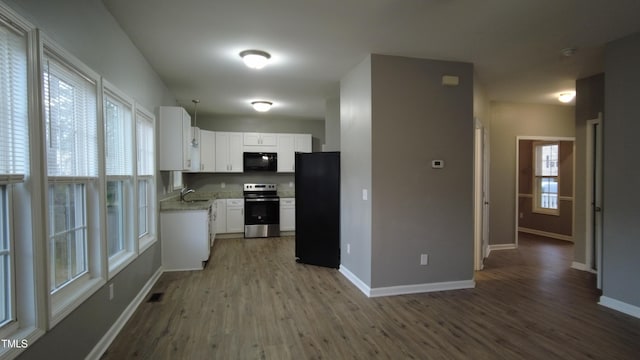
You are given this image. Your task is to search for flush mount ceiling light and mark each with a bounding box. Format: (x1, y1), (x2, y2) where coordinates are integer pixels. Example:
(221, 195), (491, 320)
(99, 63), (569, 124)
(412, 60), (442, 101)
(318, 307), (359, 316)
(558, 91), (576, 103)
(251, 101), (273, 112)
(560, 47), (577, 57)
(240, 50), (271, 69)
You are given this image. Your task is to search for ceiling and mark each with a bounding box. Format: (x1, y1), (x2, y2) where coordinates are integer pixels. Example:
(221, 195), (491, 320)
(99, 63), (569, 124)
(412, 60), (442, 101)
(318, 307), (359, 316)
(103, 0), (640, 120)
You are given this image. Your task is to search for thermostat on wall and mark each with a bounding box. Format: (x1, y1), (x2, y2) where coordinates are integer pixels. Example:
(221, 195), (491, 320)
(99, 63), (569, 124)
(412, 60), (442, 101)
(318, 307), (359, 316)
(432, 160), (445, 169)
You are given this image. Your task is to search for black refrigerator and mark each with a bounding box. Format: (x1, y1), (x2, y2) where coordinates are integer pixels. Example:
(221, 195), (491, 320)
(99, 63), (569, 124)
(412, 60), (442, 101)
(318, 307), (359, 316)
(295, 151), (340, 268)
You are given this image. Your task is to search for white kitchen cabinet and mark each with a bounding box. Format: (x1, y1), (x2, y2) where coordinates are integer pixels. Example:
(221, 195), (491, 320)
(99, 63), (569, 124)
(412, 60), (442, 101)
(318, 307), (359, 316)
(280, 197), (295, 231)
(226, 198), (244, 233)
(199, 129), (216, 172)
(189, 127), (200, 172)
(277, 133), (312, 173)
(159, 106), (192, 171)
(244, 132), (277, 147)
(215, 132), (243, 172)
(215, 199), (227, 234)
(161, 206), (212, 271)
(215, 198), (244, 234)
(277, 134), (295, 173)
(295, 134), (312, 153)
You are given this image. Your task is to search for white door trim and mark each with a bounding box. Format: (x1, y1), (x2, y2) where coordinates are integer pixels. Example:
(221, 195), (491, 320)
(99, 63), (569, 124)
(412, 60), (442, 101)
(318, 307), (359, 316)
(474, 118), (489, 270)
(585, 114), (603, 289)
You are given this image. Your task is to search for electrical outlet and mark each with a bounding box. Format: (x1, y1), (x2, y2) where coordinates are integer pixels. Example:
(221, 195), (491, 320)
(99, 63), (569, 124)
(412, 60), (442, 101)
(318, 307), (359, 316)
(420, 254), (429, 265)
(221, 182), (226, 189)
(109, 283), (114, 300)
(519, 212), (523, 219)
(289, 181), (294, 188)
(347, 243), (351, 254)
(362, 189), (368, 201)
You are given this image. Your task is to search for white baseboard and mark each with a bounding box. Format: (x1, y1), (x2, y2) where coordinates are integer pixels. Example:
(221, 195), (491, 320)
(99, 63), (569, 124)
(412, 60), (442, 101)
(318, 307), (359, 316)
(339, 265), (371, 296)
(339, 265), (475, 298)
(86, 266), (164, 360)
(599, 296), (640, 319)
(518, 227), (573, 242)
(488, 243), (517, 251)
(571, 262), (596, 273)
(369, 280), (476, 298)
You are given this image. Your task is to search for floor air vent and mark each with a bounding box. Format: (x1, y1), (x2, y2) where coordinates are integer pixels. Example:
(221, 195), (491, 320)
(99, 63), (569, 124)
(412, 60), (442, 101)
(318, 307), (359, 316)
(147, 292), (164, 303)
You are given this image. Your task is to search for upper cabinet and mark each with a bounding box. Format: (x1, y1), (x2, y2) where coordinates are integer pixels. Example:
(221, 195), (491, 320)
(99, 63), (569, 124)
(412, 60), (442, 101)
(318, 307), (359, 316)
(277, 133), (311, 172)
(159, 106), (192, 171)
(243, 132), (277, 153)
(215, 132), (243, 172)
(244, 132), (277, 146)
(190, 127), (216, 172)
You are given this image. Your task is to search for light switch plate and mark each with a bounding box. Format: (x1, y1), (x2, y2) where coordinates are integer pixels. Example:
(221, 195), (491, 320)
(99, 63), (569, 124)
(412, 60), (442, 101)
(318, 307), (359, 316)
(362, 189), (368, 201)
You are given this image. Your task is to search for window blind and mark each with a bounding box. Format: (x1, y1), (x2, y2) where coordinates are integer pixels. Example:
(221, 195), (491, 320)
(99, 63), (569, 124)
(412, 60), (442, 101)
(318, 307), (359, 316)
(136, 111), (154, 176)
(0, 19), (27, 183)
(105, 93), (132, 176)
(43, 50), (98, 178)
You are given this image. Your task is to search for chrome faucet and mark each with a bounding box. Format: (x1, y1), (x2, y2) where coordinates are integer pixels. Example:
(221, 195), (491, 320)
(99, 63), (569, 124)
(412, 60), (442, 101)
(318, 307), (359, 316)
(180, 187), (195, 202)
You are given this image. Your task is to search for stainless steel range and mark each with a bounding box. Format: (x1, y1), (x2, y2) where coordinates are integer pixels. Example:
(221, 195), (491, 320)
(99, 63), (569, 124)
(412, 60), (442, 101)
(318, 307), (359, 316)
(243, 183), (280, 238)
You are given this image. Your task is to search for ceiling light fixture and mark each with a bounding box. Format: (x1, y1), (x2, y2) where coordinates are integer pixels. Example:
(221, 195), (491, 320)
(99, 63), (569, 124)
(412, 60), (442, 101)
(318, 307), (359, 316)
(240, 50), (271, 69)
(251, 101), (273, 112)
(191, 99), (200, 146)
(558, 91), (576, 103)
(560, 47), (577, 57)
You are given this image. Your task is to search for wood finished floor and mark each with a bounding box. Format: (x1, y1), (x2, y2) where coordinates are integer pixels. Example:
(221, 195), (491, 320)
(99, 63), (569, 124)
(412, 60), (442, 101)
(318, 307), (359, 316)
(101, 234), (640, 359)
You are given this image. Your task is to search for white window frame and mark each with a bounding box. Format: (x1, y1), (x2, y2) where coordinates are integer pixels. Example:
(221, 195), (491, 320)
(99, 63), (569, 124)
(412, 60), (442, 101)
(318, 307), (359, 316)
(0, 6), (45, 359)
(103, 81), (136, 278)
(532, 141), (560, 216)
(135, 106), (157, 253)
(40, 35), (105, 327)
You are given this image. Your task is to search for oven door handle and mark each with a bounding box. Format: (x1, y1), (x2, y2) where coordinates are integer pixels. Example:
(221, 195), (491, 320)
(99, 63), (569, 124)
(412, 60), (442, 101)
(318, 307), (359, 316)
(245, 198), (280, 202)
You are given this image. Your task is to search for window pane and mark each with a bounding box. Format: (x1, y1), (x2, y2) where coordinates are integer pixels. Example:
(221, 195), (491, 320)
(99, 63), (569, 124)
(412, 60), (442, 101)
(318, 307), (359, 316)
(49, 183), (87, 290)
(539, 177), (558, 210)
(107, 180), (125, 257)
(535, 144), (558, 176)
(0, 186), (10, 325)
(105, 95), (132, 176)
(136, 115), (154, 176)
(138, 180), (147, 237)
(0, 21), (28, 178)
(43, 53), (98, 177)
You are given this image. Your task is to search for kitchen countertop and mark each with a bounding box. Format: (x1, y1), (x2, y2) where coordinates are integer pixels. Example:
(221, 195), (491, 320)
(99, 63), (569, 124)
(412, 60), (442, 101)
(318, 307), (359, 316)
(160, 190), (295, 211)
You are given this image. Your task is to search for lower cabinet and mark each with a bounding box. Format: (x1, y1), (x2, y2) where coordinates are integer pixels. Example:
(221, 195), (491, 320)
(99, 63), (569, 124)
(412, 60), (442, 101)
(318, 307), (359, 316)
(161, 206), (212, 271)
(280, 198), (295, 231)
(215, 198), (244, 235)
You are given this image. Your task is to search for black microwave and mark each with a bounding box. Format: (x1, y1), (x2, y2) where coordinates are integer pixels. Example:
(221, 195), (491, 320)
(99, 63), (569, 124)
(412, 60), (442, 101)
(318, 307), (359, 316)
(243, 152), (277, 172)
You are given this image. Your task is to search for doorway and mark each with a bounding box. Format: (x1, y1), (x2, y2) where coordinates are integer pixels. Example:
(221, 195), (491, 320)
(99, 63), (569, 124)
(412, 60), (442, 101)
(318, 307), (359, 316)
(515, 137), (575, 247)
(585, 114), (603, 289)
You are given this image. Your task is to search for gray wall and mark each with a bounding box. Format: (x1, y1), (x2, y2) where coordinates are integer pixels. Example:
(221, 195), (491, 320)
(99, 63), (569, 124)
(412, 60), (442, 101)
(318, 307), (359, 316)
(370, 54), (474, 287)
(574, 73), (604, 264)
(5, 0), (174, 358)
(340, 55), (372, 285)
(489, 102), (574, 246)
(324, 97), (340, 151)
(602, 32), (640, 308)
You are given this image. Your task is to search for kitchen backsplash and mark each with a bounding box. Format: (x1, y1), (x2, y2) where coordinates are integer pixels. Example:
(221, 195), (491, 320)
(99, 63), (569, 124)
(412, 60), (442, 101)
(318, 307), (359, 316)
(184, 172), (295, 193)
